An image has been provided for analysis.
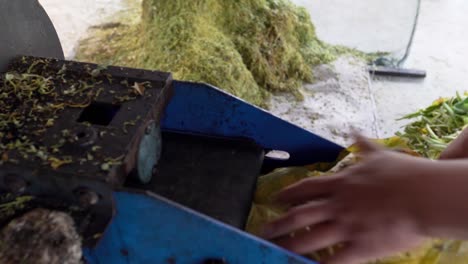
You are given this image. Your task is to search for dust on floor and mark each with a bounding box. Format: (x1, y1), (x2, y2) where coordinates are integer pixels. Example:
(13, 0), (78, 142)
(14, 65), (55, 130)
(269, 56), (379, 146)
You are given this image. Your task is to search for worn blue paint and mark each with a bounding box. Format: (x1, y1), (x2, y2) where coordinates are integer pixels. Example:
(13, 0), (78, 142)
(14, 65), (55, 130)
(162, 81), (344, 169)
(84, 81), (342, 263)
(85, 192), (317, 264)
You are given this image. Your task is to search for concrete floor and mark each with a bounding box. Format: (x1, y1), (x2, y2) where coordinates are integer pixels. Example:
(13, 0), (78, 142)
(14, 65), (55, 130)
(292, 0), (468, 139)
(269, 56), (378, 146)
(372, 0), (468, 137)
(291, 0), (418, 54)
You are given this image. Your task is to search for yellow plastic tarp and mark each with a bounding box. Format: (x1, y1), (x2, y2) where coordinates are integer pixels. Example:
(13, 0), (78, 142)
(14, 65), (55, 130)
(246, 137), (468, 264)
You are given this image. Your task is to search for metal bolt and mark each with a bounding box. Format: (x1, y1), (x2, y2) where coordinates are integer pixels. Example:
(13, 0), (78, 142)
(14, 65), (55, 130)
(145, 120), (155, 135)
(76, 188), (99, 207)
(75, 127), (98, 147)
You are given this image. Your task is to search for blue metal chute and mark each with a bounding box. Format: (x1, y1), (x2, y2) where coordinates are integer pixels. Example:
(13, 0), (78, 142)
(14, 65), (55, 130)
(85, 192), (316, 264)
(162, 81), (344, 170)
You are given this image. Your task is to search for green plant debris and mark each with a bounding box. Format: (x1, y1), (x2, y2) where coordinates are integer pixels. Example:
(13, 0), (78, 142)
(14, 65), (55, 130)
(122, 115), (141, 134)
(76, 0), (373, 107)
(0, 57), (144, 171)
(0, 58), (93, 169)
(101, 155), (125, 172)
(0, 196), (34, 218)
(397, 93), (468, 159)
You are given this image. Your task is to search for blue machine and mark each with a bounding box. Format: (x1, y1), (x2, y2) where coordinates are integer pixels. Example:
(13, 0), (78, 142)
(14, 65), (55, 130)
(0, 1), (344, 263)
(84, 81), (343, 264)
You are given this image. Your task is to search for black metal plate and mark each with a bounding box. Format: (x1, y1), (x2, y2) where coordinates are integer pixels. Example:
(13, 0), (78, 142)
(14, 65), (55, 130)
(0, 56), (173, 246)
(2, 56), (173, 186)
(125, 132), (264, 228)
(0, 163), (114, 247)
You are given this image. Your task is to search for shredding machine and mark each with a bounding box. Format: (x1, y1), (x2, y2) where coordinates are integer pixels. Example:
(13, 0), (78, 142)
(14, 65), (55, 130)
(0, 1), (344, 263)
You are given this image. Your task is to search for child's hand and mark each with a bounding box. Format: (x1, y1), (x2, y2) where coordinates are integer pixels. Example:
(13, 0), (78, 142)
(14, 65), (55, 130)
(261, 137), (441, 264)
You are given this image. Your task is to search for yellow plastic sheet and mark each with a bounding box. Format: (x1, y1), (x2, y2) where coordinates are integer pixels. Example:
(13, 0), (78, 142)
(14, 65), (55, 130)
(246, 137), (468, 264)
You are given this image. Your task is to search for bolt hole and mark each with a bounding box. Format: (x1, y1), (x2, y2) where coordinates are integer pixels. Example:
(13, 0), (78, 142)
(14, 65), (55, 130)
(77, 101), (121, 126)
(77, 132), (87, 139)
(74, 187), (100, 206)
(265, 150), (290, 161)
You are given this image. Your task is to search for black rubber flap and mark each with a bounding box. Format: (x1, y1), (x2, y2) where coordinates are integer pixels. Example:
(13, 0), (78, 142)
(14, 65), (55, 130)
(126, 132), (264, 228)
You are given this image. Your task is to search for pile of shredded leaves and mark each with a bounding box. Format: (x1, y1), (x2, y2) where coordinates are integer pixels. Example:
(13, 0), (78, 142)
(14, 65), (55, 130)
(397, 93), (468, 159)
(247, 94), (468, 264)
(77, 0), (370, 107)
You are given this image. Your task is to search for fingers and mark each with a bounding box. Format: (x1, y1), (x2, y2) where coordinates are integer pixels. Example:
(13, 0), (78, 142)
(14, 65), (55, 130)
(353, 133), (381, 155)
(261, 201), (333, 239)
(438, 127), (468, 160)
(275, 222), (345, 255)
(276, 176), (342, 205)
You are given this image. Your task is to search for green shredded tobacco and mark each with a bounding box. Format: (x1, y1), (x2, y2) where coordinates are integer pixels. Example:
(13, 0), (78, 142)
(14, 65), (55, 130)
(397, 93), (468, 159)
(0, 196), (34, 218)
(77, 0), (373, 106)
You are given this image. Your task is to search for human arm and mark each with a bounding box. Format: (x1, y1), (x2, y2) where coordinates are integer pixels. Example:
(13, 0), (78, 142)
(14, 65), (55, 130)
(261, 137), (468, 264)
